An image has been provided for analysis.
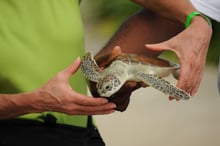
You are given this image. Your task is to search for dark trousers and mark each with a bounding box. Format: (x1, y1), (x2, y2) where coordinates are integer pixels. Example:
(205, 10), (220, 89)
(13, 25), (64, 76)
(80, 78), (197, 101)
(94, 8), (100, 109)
(0, 115), (105, 146)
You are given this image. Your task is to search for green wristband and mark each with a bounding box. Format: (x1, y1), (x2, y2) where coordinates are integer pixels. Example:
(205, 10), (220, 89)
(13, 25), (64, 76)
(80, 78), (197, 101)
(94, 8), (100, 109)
(185, 11), (212, 28)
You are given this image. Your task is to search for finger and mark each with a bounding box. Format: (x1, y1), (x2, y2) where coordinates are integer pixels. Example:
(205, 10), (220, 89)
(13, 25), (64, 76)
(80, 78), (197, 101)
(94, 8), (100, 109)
(50, 102), (115, 115)
(95, 46), (122, 67)
(112, 46), (122, 56)
(145, 41), (182, 60)
(145, 44), (164, 52)
(190, 81), (200, 96)
(69, 103), (116, 115)
(73, 109), (115, 115)
(72, 92), (113, 106)
(145, 41), (172, 52)
(178, 56), (205, 96)
(87, 110), (115, 115)
(169, 59), (192, 101)
(60, 57), (81, 80)
(146, 42), (180, 101)
(75, 96), (108, 106)
(189, 64), (204, 96)
(176, 60), (192, 94)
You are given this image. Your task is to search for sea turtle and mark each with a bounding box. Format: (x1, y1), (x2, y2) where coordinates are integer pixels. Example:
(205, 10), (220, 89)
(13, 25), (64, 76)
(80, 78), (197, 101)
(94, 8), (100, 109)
(80, 52), (191, 100)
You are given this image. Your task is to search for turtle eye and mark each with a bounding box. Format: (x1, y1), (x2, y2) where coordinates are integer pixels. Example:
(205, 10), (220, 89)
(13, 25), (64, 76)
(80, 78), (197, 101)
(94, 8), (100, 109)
(105, 85), (110, 90)
(104, 85), (112, 91)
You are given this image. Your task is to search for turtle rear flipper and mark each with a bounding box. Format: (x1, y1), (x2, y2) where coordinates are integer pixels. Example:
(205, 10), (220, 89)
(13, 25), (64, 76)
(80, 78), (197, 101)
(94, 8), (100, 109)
(80, 52), (101, 82)
(136, 72), (191, 100)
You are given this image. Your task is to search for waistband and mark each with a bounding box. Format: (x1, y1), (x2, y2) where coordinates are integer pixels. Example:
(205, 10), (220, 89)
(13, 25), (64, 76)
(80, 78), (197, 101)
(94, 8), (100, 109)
(18, 112), (89, 128)
(0, 115), (105, 146)
(1, 114), (93, 129)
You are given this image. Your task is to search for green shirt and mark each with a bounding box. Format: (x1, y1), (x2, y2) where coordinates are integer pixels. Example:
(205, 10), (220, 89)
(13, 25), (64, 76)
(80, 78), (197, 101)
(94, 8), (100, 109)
(0, 0), (88, 127)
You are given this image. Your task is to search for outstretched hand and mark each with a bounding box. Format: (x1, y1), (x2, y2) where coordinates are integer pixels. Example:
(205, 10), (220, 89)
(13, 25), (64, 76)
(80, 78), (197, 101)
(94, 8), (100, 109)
(145, 17), (212, 99)
(35, 57), (116, 115)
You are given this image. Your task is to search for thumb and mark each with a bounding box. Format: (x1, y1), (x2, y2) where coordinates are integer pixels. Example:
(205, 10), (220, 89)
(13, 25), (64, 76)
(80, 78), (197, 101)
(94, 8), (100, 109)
(61, 57), (81, 79)
(96, 46), (122, 67)
(145, 41), (171, 52)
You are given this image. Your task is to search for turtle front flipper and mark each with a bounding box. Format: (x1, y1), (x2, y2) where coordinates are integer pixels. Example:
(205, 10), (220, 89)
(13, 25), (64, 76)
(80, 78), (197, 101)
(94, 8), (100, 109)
(80, 52), (101, 83)
(136, 72), (191, 100)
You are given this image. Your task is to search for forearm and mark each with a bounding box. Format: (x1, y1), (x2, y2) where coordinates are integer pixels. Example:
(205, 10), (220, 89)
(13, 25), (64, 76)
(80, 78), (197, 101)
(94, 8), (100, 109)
(0, 91), (40, 119)
(131, 0), (196, 24)
(96, 9), (183, 58)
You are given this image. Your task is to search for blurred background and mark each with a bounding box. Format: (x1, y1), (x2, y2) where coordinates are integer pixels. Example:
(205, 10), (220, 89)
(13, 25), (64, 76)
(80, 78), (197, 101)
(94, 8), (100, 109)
(80, 1), (220, 146)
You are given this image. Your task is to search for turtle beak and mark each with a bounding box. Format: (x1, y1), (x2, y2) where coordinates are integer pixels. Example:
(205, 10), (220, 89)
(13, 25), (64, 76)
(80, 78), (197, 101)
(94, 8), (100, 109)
(96, 81), (112, 97)
(98, 88), (112, 97)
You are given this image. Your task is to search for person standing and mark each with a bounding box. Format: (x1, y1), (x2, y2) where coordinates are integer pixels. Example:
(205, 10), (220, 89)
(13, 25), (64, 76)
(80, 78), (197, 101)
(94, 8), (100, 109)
(0, 0), (218, 146)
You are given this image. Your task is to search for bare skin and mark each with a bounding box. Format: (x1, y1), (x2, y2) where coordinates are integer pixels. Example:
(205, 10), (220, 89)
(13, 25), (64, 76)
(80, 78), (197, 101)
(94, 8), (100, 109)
(93, 10), (185, 105)
(146, 16), (212, 97)
(91, 11), (184, 110)
(131, 0), (196, 23)
(0, 0), (212, 118)
(94, 0), (212, 102)
(1, 7), (177, 118)
(131, 0), (212, 97)
(0, 58), (116, 119)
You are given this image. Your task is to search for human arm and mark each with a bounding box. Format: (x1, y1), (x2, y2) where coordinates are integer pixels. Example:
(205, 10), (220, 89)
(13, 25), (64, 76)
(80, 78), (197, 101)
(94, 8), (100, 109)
(90, 9), (184, 111)
(131, 0), (212, 96)
(131, 0), (198, 23)
(95, 9), (182, 59)
(0, 58), (116, 119)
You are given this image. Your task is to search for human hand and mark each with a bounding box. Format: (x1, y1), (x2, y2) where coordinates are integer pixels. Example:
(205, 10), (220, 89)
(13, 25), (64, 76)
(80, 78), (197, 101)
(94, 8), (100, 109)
(34, 57), (116, 115)
(145, 16), (212, 99)
(90, 46), (142, 111)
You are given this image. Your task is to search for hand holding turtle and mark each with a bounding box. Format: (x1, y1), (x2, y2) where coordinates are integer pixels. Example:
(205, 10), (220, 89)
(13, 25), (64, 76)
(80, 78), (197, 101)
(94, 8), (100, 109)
(35, 57), (116, 115)
(145, 16), (212, 99)
(83, 46), (191, 111)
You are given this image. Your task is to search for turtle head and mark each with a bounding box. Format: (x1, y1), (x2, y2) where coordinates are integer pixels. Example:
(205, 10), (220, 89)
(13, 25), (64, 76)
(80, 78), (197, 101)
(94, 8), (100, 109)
(96, 74), (123, 97)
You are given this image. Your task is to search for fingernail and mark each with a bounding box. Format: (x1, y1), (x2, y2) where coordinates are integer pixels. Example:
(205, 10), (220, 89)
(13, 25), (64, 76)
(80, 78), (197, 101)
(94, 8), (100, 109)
(102, 99), (108, 104)
(110, 110), (116, 113)
(74, 57), (80, 62)
(111, 103), (117, 108)
(145, 44), (152, 47)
